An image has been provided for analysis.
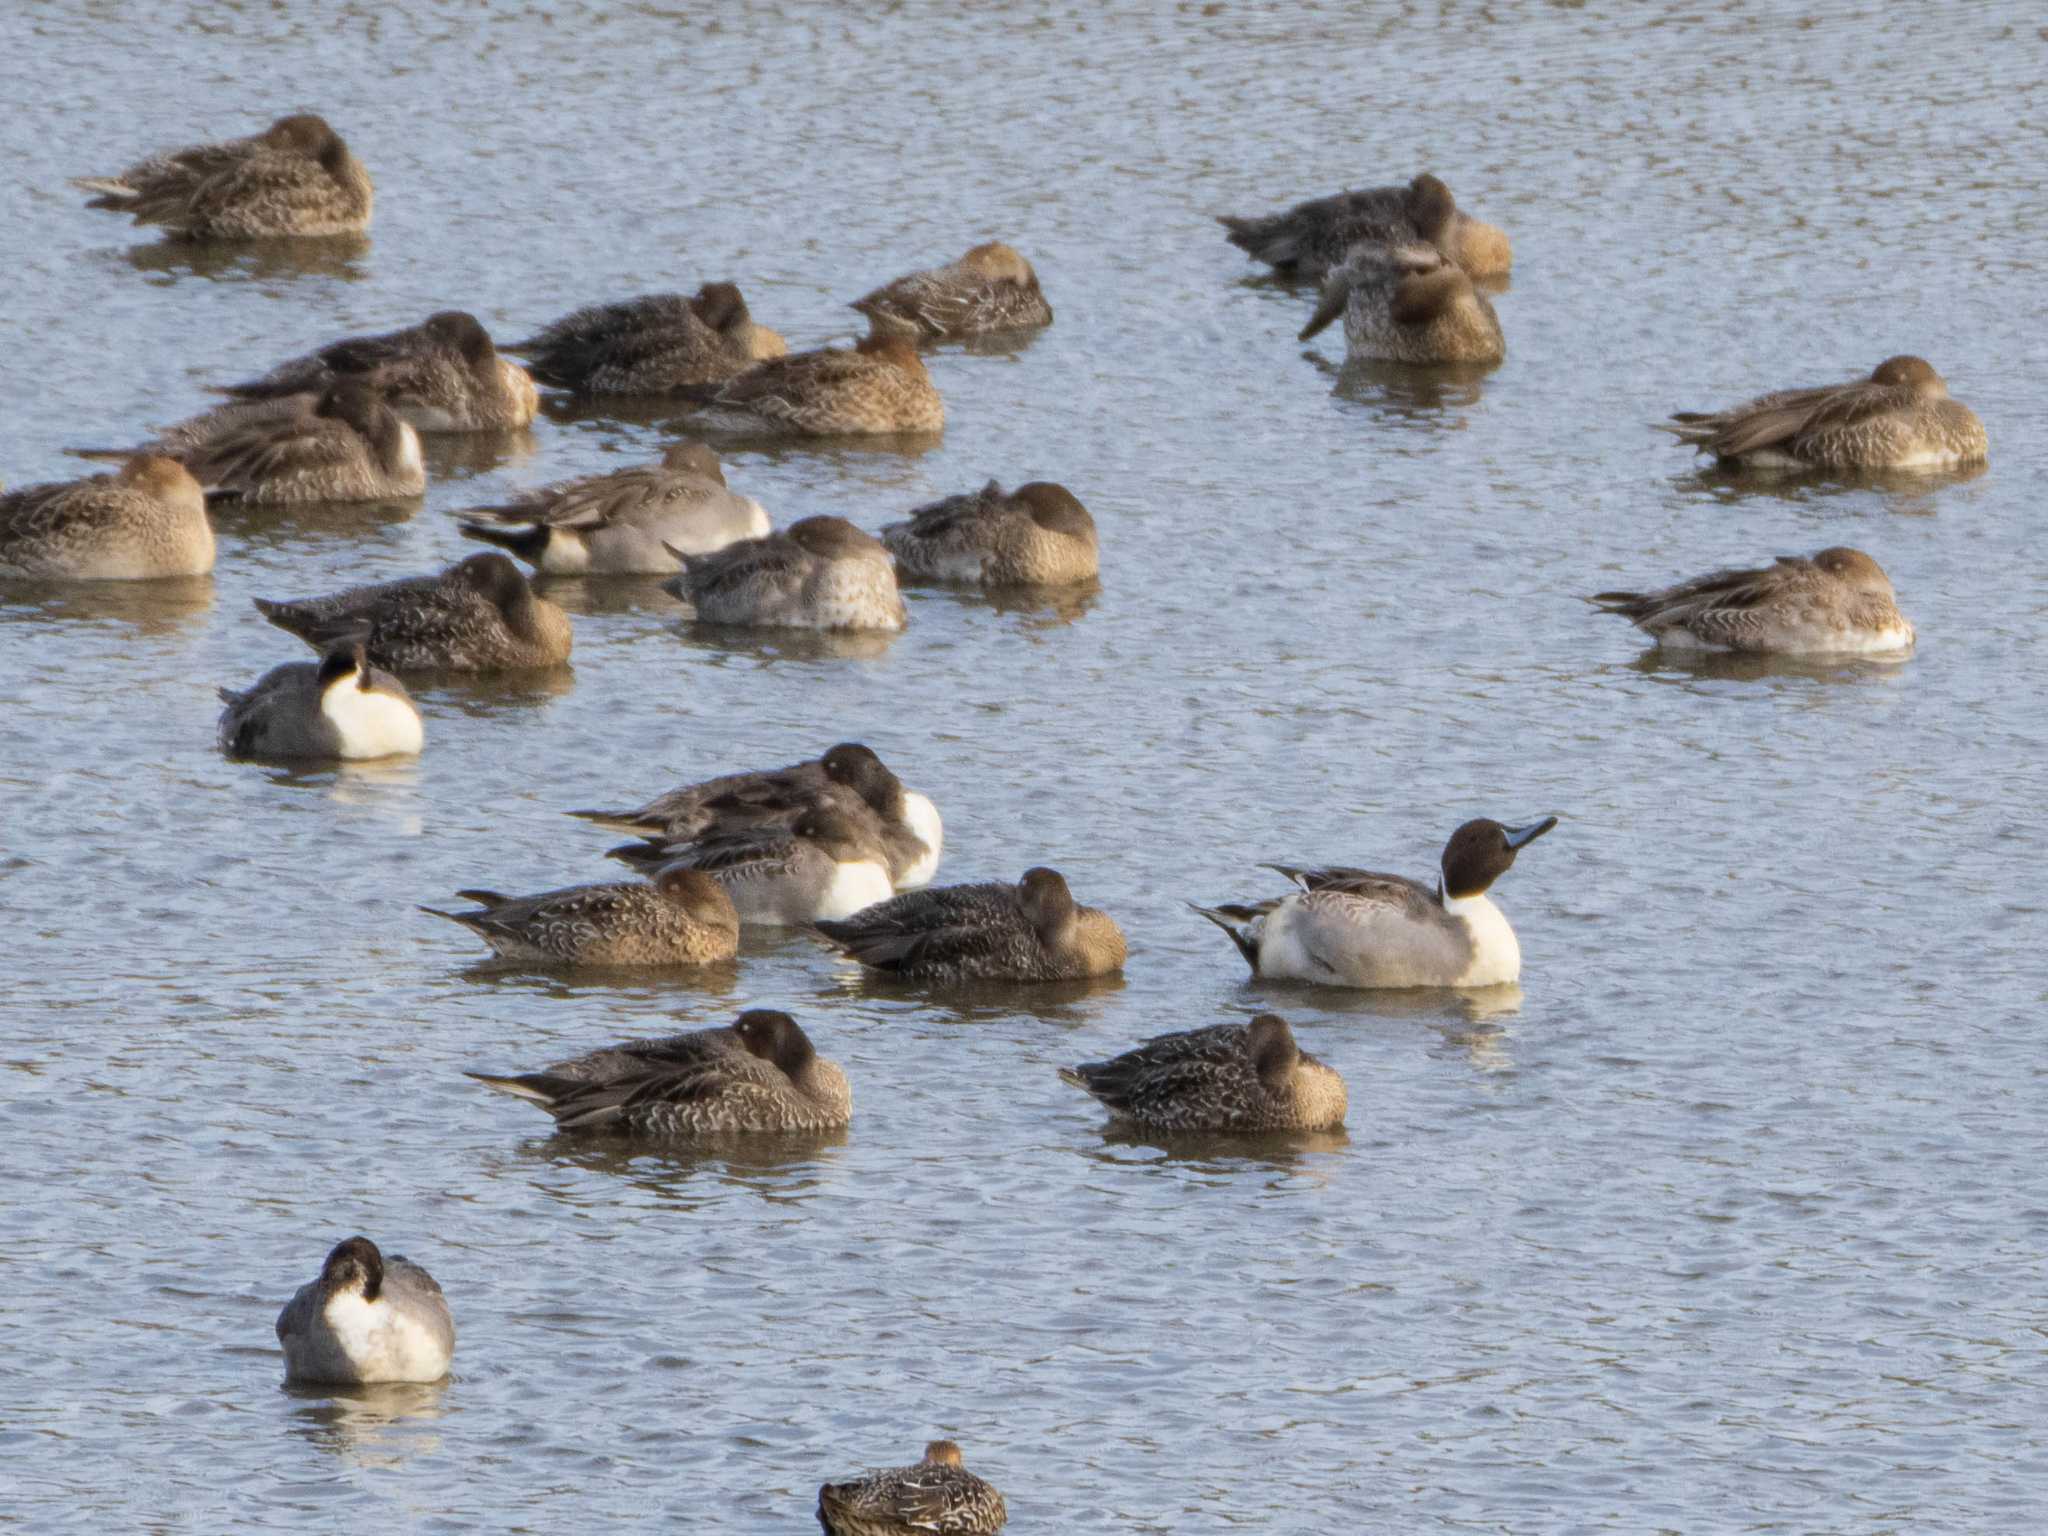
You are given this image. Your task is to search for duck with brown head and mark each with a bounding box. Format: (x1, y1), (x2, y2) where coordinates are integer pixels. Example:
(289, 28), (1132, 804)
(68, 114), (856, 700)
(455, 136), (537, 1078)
(275, 1236), (455, 1385)
(674, 333), (944, 436)
(664, 514), (906, 630)
(852, 240), (1054, 341)
(1060, 1012), (1348, 1133)
(881, 480), (1099, 586)
(420, 865), (740, 967)
(506, 282), (788, 395)
(0, 455), (213, 579)
(1299, 243), (1504, 365)
(1221, 171), (1512, 280)
(1663, 355), (1987, 472)
(1593, 546), (1915, 655)
(814, 865), (1126, 983)
(817, 1438), (1008, 1536)
(75, 112), (373, 240)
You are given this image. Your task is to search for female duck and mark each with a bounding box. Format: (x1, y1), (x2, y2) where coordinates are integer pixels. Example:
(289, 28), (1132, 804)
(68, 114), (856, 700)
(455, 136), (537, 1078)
(255, 551), (572, 672)
(508, 282), (788, 395)
(818, 1439), (1007, 1536)
(1221, 172), (1512, 280)
(679, 334), (944, 437)
(217, 644), (423, 760)
(76, 113), (373, 240)
(0, 456), (213, 579)
(1593, 546), (1914, 655)
(882, 480), (1098, 587)
(852, 241), (1053, 341)
(1194, 816), (1556, 987)
(1059, 1014), (1347, 1133)
(467, 1009), (851, 1136)
(275, 1237), (454, 1385)
(422, 866), (739, 967)
(610, 805), (894, 926)
(665, 515), (905, 631)
(1298, 244), (1504, 365)
(1663, 356), (1987, 472)
(814, 866), (1126, 983)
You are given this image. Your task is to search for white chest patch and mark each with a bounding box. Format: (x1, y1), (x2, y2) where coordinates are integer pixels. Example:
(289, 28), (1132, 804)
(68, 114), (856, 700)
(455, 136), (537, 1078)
(319, 1290), (449, 1383)
(816, 858), (893, 920)
(1445, 892), (1522, 986)
(896, 793), (944, 887)
(322, 681), (424, 758)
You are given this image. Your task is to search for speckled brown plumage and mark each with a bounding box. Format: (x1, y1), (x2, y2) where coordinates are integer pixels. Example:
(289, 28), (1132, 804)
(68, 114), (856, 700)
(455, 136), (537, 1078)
(1060, 1015), (1348, 1132)
(815, 867), (1125, 983)
(255, 551), (572, 672)
(74, 113), (373, 240)
(1221, 172), (1511, 279)
(1593, 546), (1915, 654)
(882, 481), (1098, 586)
(1664, 356), (1988, 471)
(665, 516), (906, 630)
(1298, 244), (1503, 365)
(422, 866), (739, 966)
(0, 456), (213, 579)
(817, 1440), (1007, 1536)
(852, 242), (1053, 341)
(680, 335), (944, 437)
(507, 283), (788, 395)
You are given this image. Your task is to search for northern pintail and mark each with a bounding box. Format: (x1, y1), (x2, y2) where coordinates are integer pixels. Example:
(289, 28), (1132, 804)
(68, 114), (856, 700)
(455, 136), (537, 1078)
(852, 242), (1053, 341)
(255, 551), (573, 672)
(679, 335), (944, 436)
(1194, 817), (1557, 988)
(456, 440), (768, 574)
(1299, 243), (1504, 365)
(610, 805), (894, 925)
(664, 515), (906, 631)
(275, 1237), (454, 1386)
(75, 113), (373, 240)
(506, 282), (788, 395)
(467, 1009), (851, 1135)
(1221, 172), (1511, 279)
(1059, 1014), (1347, 1133)
(814, 866), (1126, 983)
(881, 480), (1098, 586)
(0, 456), (213, 579)
(1593, 546), (1914, 654)
(217, 644), (423, 760)
(422, 866), (739, 966)
(1662, 356), (1988, 472)
(215, 311), (538, 433)
(818, 1440), (1007, 1536)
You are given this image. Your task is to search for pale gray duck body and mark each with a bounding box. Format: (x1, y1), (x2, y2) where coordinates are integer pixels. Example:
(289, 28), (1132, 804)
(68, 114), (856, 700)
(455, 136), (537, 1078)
(610, 805), (894, 925)
(217, 645), (423, 760)
(817, 1440), (1007, 1536)
(275, 1237), (454, 1385)
(507, 282), (787, 395)
(0, 456), (213, 579)
(1593, 546), (1915, 654)
(75, 113), (373, 240)
(852, 242), (1053, 341)
(815, 867), (1126, 983)
(665, 515), (906, 631)
(1664, 356), (1988, 472)
(1060, 1015), (1348, 1132)
(881, 480), (1098, 586)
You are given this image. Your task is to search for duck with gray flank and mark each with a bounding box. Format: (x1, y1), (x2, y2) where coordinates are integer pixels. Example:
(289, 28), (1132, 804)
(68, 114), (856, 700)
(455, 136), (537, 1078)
(456, 440), (768, 574)
(1662, 356), (1988, 472)
(254, 551), (572, 673)
(467, 1009), (851, 1136)
(275, 1237), (454, 1386)
(1059, 1014), (1347, 1133)
(75, 113), (373, 240)
(677, 334), (944, 437)
(1593, 546), (1914, 655)
(882, 481), (1098, 587)
(421, 866), (739, 967)
(0, 456), (213, 579)
(507, 282), (788, 395)
(213, 311), (538, 433)
(1298, 243), (1504, 365)
(217, 645), (423, 760)
(852, 242), (1053, 341)
(818, 1439), (1007, 1536)
(1194, 817), (1557, 988)
(815, 866), (1126, 983)
(664, 515), (906, 631)
(1221, 172), (1512, 280)
(610, 804), (894, 925)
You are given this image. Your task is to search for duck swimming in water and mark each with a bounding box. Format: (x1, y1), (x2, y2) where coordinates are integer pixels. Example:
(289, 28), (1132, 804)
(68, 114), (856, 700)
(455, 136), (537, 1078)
(852, 242), (1053, 341)
(1592, 546), (1915, 655)
(1060, 1014), (1347, 1133)
(275, 1236), (454, 1385)
(1661, 355), (1987, 472)
(75, 113), (373, 240)
(817, 1439), (1007, 1536)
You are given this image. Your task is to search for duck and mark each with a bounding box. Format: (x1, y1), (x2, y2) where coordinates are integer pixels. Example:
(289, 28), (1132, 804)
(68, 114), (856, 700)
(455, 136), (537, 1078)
(817, 1440), (1007, 1536)
(275, 1237), (454, 1386)
(664, 515), (905, 631)
(1220, 172), (1511, 280)
(0, 456), (213, 579)
(1059, 1014), (1348, 1133)
(74, 113), (373, 240)
(254, 550), (573, 672)
(421, 866), (739, 966)
(217, 644), (423, 760)
(213, 311), (538, 433)
(814, 866), (1126, 983)
(467, 1009), (851, 1135)
(677, 334), (944, 436)
(1298, 243), (1504, 365)
(852, 241), (1053, 341)
(1592, 546), (1915, 654)
(609, 805), (894, 925)
(881, 480), (1098, 586)
(455, 440), (768, 574)
(1661, 356), (1988, 472)
(506, 282), (788, 395)
(1193, 817), (1557, 988)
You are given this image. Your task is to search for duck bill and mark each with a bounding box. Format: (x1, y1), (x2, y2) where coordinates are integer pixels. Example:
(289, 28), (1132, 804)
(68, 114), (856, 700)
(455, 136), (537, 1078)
(1504, 817), (1558, 850)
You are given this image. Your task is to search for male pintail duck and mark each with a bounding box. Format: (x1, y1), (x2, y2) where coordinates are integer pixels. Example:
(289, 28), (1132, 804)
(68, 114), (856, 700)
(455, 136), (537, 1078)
(506, 282), (788, 395)
(881, 481), (1098, 587)
(217, 644), (423, 760)
(677, 334), (944, 436)
(609, 805), (894, 925)
(254, 551), (572, 672)
(421, 866), (739, 967)
(456, 440), (768, 574)
(1059, 1014), (1347, 1133)
(467, 1009), (850, 1136)
(1221, 172), (1511, 279)
(852, 242), (1053, 341)
(818, 1439), (1007, 1536)
(1299, 243), (1504, 365)
(814, 866), (1126, 983)
(1592, 546), (1914, 654)
(0, 456), (213, 579)
(75, 113), (373, 240)
(214, 311), (538, 433)
(663, 515), (906, 631)
(275, 1237), (454, 1385)
(1194, 817), (1557, 988)
(1662, 356), (1988, 472)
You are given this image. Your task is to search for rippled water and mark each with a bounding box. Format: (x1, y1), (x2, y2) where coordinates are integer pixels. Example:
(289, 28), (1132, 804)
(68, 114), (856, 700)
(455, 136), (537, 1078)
(6, 1), (2046, 1529)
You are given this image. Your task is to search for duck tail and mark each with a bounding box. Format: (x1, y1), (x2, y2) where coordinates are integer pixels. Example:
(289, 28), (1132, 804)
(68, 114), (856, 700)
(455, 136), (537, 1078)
(1187, 901), (1261, 972)
(457, 521), (548, 563)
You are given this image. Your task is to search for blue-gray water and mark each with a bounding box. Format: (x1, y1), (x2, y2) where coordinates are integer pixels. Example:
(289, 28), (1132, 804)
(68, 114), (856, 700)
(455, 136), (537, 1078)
(5, 1), (2045, 1529)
